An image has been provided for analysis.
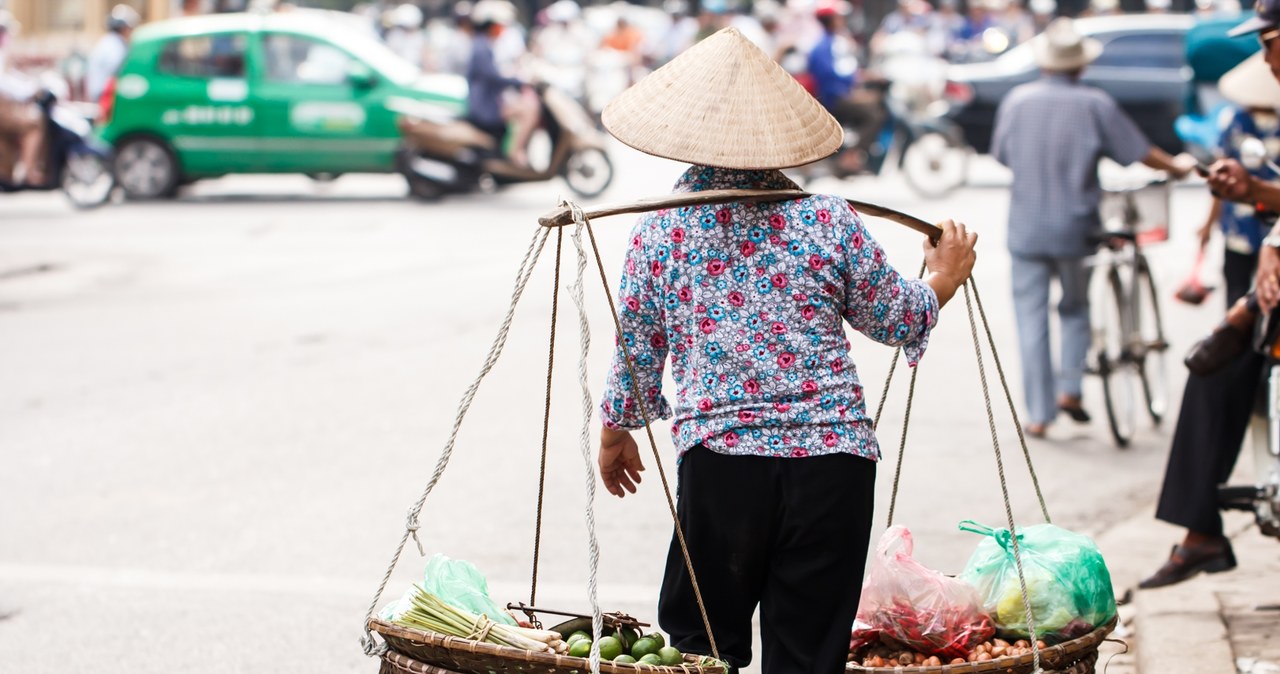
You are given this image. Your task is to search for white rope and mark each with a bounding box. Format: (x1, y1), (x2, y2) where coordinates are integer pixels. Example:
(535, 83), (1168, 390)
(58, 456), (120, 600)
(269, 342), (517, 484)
(568, 203), (604, 674)
(361, 225), (552, 657)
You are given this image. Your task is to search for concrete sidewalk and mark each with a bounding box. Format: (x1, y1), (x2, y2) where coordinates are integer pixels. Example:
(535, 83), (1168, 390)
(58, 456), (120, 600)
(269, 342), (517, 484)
(1094, 509), (1280, 674)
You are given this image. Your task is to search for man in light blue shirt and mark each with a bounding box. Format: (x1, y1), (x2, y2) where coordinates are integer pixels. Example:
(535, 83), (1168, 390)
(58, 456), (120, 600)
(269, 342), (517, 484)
(992, 18), (1192, 437)
(86, 5), (139, 103)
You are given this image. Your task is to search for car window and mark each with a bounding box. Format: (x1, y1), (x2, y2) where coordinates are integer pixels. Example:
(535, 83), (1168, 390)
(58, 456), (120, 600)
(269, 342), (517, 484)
(1093, 32), (1184, 69)
(157, 34), (248, 78)
(263, 34), (353, 85)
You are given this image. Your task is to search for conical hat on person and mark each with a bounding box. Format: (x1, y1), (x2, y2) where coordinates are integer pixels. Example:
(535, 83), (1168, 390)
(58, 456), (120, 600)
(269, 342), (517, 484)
(1220, 52), (1280, 110)
(601, 27), (843, 170)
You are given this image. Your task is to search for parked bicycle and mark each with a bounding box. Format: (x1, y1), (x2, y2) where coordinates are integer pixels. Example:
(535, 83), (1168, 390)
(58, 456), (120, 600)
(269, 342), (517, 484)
(1085, 178), (1172, 447)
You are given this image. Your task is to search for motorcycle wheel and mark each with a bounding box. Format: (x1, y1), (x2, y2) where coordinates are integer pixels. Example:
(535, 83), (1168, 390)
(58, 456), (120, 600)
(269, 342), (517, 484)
(563, 148), (613, 199)
(901, 131), (969, 200)
(61, 151), (116, 209)
(115, 136), (180, 200)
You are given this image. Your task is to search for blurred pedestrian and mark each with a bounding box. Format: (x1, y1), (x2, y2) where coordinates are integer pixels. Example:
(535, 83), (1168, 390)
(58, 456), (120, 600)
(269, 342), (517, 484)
(809, 0), (884, 173)
(466, 0), (537, 167)
(1140, 30), (1280, 588)
(86, 4), (140, 104)
(927, 0), (970, 58)
(434, 2), (475, 75)
(383, 3), (427, 68)
(991, 18), (1193, 438)
(0, 10), (44, 186)
(531, 0), (594, 100)
(595, 27), (976, 673)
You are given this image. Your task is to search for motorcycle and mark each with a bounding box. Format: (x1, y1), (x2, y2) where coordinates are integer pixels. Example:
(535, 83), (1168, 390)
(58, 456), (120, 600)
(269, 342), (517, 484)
(0, 88), (115, 209)
(787, 79), (970, 200)
(1218, 137), (1280, 540)
(392, 84), (614, 201)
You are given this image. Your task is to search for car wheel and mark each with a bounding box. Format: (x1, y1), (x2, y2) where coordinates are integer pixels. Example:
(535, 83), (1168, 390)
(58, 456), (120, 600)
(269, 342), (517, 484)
(115, 137), (180, 200)
(901, 131), (969, 200)
(562, 148), (613, 199)
(61, 150), (116, 209)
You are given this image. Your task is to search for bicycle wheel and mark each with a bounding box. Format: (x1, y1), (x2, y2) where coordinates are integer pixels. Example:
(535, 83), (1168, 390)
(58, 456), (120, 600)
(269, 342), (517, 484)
(1134, 257), (1170, 425)
(1094, 267), (1139, 447)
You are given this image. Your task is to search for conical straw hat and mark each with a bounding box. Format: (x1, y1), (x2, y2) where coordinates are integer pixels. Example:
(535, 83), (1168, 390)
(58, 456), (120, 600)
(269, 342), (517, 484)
(601, 27), (843, 170)
(1220, 52), (1280, 110)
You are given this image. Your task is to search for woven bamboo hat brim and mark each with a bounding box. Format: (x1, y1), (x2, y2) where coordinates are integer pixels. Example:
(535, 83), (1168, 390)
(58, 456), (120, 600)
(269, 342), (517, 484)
(601, 27), (843, 170)
(1221, 53), (1280, 110)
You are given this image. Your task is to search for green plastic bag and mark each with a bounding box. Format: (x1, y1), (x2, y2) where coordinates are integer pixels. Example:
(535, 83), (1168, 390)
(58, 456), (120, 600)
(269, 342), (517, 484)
(422, 554), (516, 626)
(958, 521), (1116, 643)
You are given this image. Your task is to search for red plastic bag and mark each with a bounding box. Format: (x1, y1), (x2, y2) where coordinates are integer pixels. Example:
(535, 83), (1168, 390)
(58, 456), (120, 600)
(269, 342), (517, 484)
(851, 526), (994, 660)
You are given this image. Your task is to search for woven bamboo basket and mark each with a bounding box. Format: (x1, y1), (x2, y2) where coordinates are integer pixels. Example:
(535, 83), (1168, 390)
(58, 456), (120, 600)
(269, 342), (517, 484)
(369, 619), (728, 674)
(846, 618), (1116, 674)
(381, 650), (463, 674)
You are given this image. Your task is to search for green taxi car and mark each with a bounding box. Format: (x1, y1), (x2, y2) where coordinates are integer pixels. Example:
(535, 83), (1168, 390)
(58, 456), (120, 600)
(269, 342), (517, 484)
(99, 11), (467, 199)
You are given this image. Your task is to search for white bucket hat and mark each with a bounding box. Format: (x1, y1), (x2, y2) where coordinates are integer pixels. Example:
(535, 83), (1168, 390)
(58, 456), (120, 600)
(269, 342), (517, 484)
(1220, 52), (1280, 110)
(601, 27), (843, 170)
(1033, 18), (1103, 72)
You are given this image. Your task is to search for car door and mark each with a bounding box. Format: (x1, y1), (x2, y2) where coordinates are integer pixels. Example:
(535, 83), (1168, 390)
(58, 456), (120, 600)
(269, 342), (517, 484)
(150, 32), (260, 175)
(1083, 31), (1188, 153)
(250, 32), (387, 174)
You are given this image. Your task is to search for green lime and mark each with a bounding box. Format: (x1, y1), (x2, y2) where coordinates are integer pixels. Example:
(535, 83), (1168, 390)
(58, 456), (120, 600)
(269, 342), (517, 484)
(630, 637), (659, 660)
(638, 654), (663, 666)
(567, 631), (591, 645)
(617, 626), (640, 649)
(597, 635), (624, 661)
(657, 646), (682, 666)
(568, 639), (592, 658)
(613, 655), (637, 665)
(648, 633), (666, 649)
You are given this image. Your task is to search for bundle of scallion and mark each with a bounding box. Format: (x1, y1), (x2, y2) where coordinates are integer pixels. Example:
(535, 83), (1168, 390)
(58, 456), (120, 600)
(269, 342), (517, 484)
(393, 585), (568, 654)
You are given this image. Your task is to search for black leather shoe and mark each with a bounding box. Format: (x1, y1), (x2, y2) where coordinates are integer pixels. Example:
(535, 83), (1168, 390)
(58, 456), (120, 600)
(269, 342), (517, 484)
(1138, 541), (1237, 589)
(1184, 324), (1250, 377)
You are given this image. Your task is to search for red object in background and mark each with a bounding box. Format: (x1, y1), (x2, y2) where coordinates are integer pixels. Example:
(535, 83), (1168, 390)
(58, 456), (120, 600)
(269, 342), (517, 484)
(1174, 247), (1213, 305)
(942, 80), (974, 105)
(794, 72), (818, 97)
(98, 77), (117, 125)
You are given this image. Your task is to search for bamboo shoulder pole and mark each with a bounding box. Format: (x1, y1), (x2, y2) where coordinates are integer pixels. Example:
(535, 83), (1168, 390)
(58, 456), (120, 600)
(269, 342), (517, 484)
(538, 189), (943, 243)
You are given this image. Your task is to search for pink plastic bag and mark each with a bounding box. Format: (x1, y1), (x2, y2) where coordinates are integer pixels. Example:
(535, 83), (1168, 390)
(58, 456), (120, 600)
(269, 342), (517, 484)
(851, 526), (994, 660)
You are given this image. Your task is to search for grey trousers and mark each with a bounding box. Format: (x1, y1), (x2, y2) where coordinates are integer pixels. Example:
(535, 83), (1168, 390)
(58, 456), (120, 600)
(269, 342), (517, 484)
(1011, 254), (1091, 425)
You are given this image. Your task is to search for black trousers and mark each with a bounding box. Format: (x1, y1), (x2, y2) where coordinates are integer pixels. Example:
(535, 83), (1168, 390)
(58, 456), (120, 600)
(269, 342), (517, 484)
(1154, 249), (1262, 536)
(658, 446), (877, 674)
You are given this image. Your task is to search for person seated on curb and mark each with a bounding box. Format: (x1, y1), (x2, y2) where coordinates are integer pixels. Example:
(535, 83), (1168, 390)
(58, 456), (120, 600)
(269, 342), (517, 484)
(1141, 3), (1280, 589)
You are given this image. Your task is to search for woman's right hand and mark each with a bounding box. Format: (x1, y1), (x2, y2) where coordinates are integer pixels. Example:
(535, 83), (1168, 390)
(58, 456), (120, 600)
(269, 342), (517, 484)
(923, 219), (978, 306)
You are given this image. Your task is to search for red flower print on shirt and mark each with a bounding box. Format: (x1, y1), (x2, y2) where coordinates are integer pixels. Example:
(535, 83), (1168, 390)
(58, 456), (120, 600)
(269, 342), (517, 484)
(823, 432), (839, 447)
(697, 398), (713, 412)
(769, 234), (783, 245)
(738, 241), (756, 258)
(677, 287), (693, 302)
(728, 291), (745, 307)
(770, 321), (787, 334)
(738, 410), (757, 422)
(769, 213), (786, 229)
(817, 209), (831, 224)
(672, 228), (686, 243)
(790, 448), (809, 458)
(699, 318), (717, 334)
(716, 208), (731, 224)
(771, 273), (788, 289)
(743, 379), (761, 394)
(631, 235), (643, 249)
(808, 254), (825, 270)
(651, 260), (663, 276)
(801, 305), (816, 320)
(707, 259), (726, 276)
(778, 352), (796, 368)
(650, 333), (667, 349)
(624, 296), (640, 312)
(832, 358), (844, 373)
(801, 380), (819, 394)
(724, 431), (740, 447)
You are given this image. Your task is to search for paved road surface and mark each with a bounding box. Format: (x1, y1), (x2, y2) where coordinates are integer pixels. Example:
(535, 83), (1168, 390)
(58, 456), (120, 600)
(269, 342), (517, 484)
(0, 144), (1225, 673)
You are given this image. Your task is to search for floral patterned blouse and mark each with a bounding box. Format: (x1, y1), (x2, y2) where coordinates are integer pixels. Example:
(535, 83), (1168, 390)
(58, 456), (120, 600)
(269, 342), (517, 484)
(599, 166), (939, 462)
